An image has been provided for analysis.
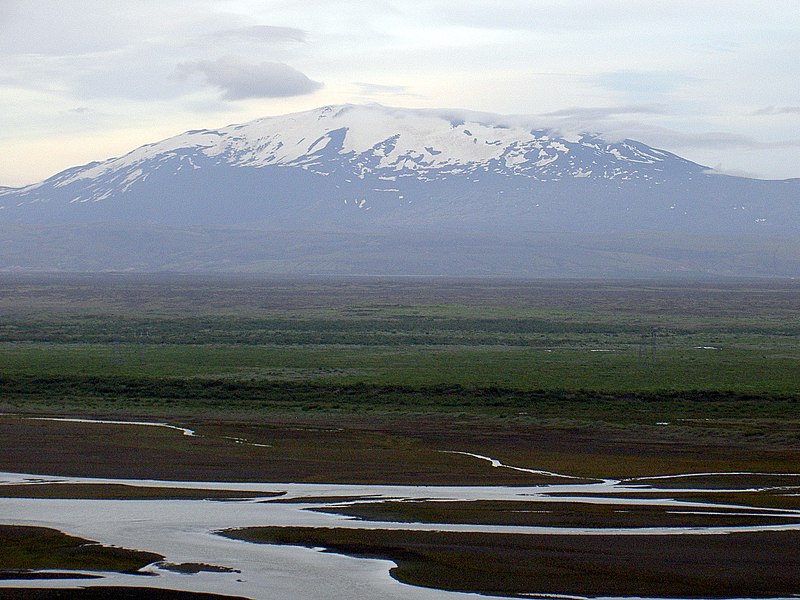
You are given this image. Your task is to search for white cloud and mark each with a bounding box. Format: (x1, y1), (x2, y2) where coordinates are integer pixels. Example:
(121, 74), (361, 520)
(209, 25), (308, 44)
(398, 0), (800, 33)
(541, 105), (669, 120)
(650, 131), (800, 150)
(594, 71), (697, 96)
(353, 82), (422, 99)
(176, 56), (322, 100)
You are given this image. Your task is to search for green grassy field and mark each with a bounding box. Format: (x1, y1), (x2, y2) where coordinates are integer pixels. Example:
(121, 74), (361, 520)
(0, 275), (798, 397)
(0, 275), (797, 456)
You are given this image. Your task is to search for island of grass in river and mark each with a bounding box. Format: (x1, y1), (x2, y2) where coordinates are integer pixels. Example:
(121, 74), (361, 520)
(222, 526), (800, 599)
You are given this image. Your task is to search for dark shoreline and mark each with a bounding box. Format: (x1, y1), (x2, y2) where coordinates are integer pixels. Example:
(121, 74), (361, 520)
(0, 589), (250, 600)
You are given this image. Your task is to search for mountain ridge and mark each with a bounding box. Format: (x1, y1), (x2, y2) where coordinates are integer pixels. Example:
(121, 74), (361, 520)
(1, 103), (798, 275)
(9, 104), (711, 192)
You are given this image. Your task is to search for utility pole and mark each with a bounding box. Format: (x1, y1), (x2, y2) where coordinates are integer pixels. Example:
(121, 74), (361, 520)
(638, 327), (657, 367)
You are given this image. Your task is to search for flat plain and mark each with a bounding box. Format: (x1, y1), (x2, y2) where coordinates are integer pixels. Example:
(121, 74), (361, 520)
(0, 274), (798, 598)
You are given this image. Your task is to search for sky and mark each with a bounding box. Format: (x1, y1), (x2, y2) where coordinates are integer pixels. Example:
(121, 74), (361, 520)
(2, 0), (799, 187)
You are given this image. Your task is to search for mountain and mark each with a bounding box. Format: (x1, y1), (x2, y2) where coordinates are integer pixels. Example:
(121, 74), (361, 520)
(1, 104), (799, 276)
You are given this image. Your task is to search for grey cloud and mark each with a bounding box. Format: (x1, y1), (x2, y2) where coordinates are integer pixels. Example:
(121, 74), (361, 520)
(68, 107), (91, 114)
(541, 105), (669, 120)
(752, 105), (800, 116)
(210, 25), (308, 44)
(176, 56), (322, 100)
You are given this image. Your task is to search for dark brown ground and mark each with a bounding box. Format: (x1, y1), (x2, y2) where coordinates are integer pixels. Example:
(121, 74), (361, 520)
(0, 485), (282, 501)
(626, 473), (800, 489)
(0, 590), (250, 600)
(545, 489), (800, 510)
(0, 415), (582, 485)
(157, 563), (240, 575)
(312, 498), (800, 528)
(1, 414), (797, 486)
(223, 526), (800, 598)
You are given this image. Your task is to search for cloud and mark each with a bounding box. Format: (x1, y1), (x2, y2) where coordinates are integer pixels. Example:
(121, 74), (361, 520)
(696, 39), (740, 54)
(666, 132), (779, 149)
(705, 164), (765, 178)
(541, 105), (669, 120)
(209, 25), (308, 44)
(176, 56), (322, 100)
(595, 71), (696, 95)
(398, 1), (778, 34)
(752, 105), (800, 116)
(658, 132), (800, 150)
(0, 1), (146, 56)
(353, 82), (422, 98)
(601, 123), (800, 151)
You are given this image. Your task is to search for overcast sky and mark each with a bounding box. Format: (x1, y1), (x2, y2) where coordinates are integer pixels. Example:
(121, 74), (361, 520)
(2, 0), (799, 186)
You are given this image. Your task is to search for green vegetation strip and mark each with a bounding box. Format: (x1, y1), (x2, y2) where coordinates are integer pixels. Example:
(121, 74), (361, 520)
(1, 375), (797, 414)
(0, 525), (160, 574)
(1, 343), (798, 395)
(0, 277), (798, 396)
(222, 526), (800, 598)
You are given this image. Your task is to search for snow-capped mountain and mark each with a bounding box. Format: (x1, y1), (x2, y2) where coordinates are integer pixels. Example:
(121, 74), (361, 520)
(26, 103), (703, 193)
(2, 104), (799, 275)
(4, 103), (798, 236)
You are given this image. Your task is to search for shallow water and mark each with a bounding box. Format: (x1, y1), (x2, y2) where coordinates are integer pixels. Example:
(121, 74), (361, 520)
(2, 470), (800, 600)
(27, 417), (198, 437)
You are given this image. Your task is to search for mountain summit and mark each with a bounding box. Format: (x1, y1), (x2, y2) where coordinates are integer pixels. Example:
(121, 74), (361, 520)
(25, 103), (705, 192)
(1, 104), (798, 275)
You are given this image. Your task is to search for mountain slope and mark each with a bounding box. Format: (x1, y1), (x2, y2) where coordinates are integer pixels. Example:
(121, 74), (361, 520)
(1, 104), (798, 275)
